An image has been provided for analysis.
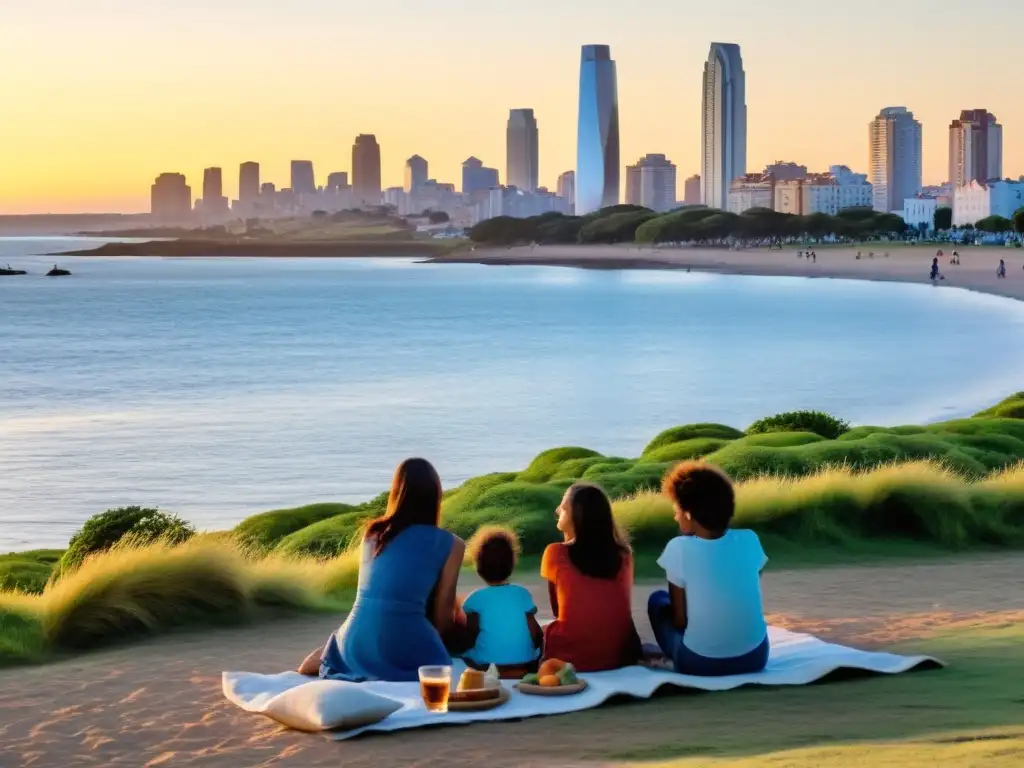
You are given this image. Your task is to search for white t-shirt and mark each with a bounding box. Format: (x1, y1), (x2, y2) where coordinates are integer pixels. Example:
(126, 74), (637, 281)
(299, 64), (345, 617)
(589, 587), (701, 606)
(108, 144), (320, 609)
(656, 529), (768, 659)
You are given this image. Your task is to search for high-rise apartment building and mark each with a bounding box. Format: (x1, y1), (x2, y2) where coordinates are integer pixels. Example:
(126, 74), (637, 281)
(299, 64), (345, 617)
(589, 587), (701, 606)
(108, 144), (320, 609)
(683, 174), (701, 206)
(150, 173), (192, 222)
(949, 110), (1002, 188)
(405, 155), (428, 192)
(625, 154), (677, 213)
(507, 109), (539, 192)
(352, 135), (382, 204)
(869, 107), (922, 212)
(763, 161), (807, 181)
(238, 162), (260, 206)
(291, 160), (316, 195)
(557, 171), (576, 212)
(701, 43), (746, 209)
(462, 157), (499, 195)
(576, 44), (620, 214)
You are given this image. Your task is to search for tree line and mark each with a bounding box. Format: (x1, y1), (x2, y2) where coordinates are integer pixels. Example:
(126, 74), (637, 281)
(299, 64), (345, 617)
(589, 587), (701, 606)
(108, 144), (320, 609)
(469, 205), (911, 246)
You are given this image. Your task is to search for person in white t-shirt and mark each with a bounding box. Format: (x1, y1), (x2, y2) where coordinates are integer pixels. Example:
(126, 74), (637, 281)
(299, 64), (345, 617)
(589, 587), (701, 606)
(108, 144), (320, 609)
(648, 461), (769, 676)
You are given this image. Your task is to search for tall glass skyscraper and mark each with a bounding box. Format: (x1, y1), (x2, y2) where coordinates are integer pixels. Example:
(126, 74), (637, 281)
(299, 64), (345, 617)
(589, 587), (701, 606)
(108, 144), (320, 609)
(507, 109), (539, 192)
(869, 107), (922, 212)
(576, 45), (619, 215)
(701, 43), (746, 210)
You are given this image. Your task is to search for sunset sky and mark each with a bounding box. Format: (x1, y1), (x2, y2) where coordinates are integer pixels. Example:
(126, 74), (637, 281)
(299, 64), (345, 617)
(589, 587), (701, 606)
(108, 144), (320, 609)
(2, 0), (1022, 213)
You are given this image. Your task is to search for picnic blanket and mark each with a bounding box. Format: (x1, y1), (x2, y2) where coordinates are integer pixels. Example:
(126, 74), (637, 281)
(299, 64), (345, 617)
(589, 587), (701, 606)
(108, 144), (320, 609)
(223, 626), (942, 740)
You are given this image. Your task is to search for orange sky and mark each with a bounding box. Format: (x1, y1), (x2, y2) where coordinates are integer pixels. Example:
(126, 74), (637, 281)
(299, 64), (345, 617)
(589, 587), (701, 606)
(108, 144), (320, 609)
(1, 0), (1022, 213)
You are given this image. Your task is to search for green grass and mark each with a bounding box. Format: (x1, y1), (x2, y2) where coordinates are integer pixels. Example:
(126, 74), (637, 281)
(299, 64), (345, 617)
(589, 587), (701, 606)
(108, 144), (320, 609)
(598, 622), (1024, 767)
(0, 550), (63, 594)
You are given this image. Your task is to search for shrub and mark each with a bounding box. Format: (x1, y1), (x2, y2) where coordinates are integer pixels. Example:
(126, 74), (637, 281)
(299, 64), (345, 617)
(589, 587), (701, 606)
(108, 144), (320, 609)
(642, 424), (744, 456)
(0, 559), (53, 594)
(747, 411), (851, 440)
(274, 510), (372, 559)
(58, 507), (195, 577)
(233, 502), (356, 554)
(643, 438), (732, 463)
(517, 447), (602, 483)
(975, 393), (1024, 420)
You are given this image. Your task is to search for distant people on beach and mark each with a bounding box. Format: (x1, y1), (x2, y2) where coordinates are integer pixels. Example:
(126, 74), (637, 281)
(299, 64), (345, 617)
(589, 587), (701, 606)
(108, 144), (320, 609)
(931, 257), (944, 282)
(997, 259), (1007, 279)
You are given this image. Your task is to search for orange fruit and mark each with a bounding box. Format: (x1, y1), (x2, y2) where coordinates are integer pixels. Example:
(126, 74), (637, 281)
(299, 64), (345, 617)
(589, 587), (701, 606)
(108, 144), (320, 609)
(538, 658), (565, 678)
(538, 674), (561, 687)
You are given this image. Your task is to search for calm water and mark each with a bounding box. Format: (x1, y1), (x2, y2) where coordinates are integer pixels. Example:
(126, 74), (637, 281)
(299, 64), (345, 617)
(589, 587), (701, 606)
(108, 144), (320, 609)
(3, 238), (1024, 551)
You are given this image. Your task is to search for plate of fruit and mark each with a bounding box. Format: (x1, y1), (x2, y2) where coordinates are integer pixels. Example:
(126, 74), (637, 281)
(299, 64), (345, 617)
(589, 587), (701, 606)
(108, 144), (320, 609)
(516, 659), (587, 695)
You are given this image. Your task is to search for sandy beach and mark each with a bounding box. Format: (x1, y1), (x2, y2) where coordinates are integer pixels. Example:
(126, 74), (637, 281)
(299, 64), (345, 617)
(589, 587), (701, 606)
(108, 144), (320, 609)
(432, 244), (1024, 302)
(2, 555), (1023, 767)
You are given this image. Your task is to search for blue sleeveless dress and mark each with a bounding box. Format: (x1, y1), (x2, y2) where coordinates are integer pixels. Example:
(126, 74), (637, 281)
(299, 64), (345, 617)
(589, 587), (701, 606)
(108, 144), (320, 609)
(319, 524), (455, 682)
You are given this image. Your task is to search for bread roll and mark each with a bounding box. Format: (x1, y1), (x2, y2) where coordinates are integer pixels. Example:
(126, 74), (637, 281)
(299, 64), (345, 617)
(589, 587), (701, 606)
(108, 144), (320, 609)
(457, 669), (486, 691)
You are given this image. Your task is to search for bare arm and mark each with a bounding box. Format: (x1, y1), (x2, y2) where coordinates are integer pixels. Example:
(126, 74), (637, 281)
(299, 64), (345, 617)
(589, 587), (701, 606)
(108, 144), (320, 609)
(431, 537), (466, 633)
(527, 611), (544, 648)
(669, 583), (688, 631)
(547, 581), (559, 619)
(298, 645), (325, 675)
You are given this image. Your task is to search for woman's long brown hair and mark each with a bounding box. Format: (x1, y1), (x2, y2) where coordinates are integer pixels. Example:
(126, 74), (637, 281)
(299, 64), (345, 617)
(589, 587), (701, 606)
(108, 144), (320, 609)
(565, 483), (631, 579)
(365, 458), (443, 555)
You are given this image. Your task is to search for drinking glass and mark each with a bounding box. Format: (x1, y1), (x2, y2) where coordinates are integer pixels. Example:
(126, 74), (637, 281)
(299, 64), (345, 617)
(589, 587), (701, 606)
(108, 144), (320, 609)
(418, 665), (452, 713)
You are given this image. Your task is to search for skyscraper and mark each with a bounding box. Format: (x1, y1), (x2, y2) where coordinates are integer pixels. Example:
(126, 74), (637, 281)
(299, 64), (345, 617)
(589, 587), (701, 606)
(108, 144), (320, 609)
(949, 109), (1002, 187)
(557, 171), (576, 212)
(150, 173), (191, 222)
(576, 44), (619, 215)
(239, 162), (260, 206)
(201, 167), (228, 218)
(683, 174), (702, 206)
(405, 155), (428, 192)
(462, 157), (499, 195)
(291, 160), (316, 195)
(326, 172), (349, 192)
(869, 106), (923, 212)
(507, 109), (539, 192)
(352, 135), (382, 204)
(701, 43), (747, 210)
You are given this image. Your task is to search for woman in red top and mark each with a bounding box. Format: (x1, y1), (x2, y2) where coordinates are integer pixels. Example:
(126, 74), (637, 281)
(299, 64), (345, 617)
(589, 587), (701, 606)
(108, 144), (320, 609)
(540, 483), (640, 671)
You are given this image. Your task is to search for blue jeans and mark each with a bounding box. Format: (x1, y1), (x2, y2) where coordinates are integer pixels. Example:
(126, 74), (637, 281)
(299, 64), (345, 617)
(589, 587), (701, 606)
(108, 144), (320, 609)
(647, 590), (769, 677)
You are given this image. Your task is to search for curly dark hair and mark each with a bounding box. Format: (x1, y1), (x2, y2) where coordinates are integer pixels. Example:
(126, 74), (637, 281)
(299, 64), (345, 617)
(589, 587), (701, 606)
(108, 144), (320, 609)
(468, 526), (520, 584)
(661, 461), (735, 533)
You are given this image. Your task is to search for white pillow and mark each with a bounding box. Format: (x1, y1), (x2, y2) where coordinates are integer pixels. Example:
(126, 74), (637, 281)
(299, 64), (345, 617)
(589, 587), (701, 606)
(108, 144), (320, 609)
(262, 680), (402, 732)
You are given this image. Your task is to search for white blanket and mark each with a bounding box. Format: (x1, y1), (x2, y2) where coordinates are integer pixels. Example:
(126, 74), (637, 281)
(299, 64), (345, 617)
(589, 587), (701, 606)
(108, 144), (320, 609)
(223, 627), (941, 740)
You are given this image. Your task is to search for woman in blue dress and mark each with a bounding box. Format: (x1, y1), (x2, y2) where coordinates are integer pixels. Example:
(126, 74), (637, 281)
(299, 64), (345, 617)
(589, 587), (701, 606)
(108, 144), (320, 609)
(297, 458), (472, 681)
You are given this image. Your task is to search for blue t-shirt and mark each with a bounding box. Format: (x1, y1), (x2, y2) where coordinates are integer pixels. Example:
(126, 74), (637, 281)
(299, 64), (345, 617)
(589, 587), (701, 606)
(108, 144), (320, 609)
(463, 584), (539, 665)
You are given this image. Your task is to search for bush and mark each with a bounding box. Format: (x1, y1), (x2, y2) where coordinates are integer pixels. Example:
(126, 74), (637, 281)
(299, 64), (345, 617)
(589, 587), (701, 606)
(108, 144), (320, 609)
(747, 411), (851, 440)
(233, 503), (356, 554)
(642, 424), (744, 456)
(643, 438), (732, 463)
(274, 510), (373, 559)
(58, 507), (195, 577)
(517, 447), (602, 483)
(0, 559), (53, 594)
(975, 392), (1024, 420)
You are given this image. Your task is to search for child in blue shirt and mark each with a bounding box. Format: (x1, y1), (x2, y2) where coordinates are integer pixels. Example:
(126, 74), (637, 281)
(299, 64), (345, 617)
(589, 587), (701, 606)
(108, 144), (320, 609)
(463, 527), (542, 672)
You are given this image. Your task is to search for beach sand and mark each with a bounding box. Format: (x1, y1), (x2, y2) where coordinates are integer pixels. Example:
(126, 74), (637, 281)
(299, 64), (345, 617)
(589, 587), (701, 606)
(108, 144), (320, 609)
(432, 244), (1024, 302)
(2, 554), (1023, 767)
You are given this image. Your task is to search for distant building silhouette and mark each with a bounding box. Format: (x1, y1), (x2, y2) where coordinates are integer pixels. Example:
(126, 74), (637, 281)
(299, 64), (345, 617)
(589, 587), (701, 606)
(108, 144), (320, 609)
(625, 154), (677, 212)
(239, 162), (260, 209)
(151, 173), (191, 223)
(405, 155), (428, 192)
(291, 160), (316, 195)
(557, 170), (576, 212)
(683, 174), (701, 205)
(352, 135), (382, 205)
(201, 167), (229, 219)
(576, 45), (620, 214)
(507, 109), (539, 192)
(949, 109), (1002, 188)
(869, 106), (922, 212)
(462, 157), (499, 195)
(326, 172), (350, 192)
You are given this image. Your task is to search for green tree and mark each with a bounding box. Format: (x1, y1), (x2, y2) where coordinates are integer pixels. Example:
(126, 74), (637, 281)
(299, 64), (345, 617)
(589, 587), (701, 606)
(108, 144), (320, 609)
(577, 211), (657, 244)
(873, 212), (907, 235)
(934, 206), (953, 231)
(975, 215), (1013, 233)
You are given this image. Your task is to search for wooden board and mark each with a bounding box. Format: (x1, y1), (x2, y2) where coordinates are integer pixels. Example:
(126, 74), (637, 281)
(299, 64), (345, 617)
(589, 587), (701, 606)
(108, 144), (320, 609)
(514, 679), (588, 696)
(447, 685), (510, 712)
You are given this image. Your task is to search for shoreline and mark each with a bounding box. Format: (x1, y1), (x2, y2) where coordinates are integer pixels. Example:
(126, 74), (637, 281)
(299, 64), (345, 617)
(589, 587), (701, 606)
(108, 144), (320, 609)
(427, 243), (1024, 303)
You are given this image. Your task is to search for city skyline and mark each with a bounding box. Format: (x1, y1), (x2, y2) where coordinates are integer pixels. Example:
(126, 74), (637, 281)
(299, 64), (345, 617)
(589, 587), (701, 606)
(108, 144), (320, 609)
(3, 1), (1024, 213)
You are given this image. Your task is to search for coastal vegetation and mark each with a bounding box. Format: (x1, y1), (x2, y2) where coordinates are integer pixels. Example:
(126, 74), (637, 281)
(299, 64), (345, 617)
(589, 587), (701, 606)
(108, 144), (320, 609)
(468, 205), (911, 247)
(1, 391), (1023, 665)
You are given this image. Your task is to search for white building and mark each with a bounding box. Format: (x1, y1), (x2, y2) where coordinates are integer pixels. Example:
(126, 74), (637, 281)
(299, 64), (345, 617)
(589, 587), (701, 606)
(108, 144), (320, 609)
(774, 166), (873, 216)
(557, 171), (575, 213)
(953, 180), (1024, 227)
(903, 196), (939, 231)
(469, 186), (571, 226)
(626, 154), (677, 213)
(869, 107), (923, 212)
(727, 173), (774, 214)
